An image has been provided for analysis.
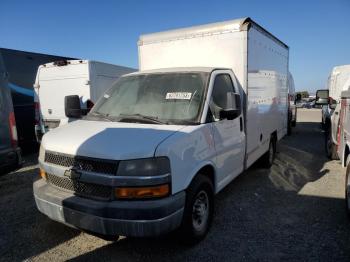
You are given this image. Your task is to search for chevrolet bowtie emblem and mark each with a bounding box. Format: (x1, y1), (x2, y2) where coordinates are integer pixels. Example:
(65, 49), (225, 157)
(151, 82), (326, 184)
(64, 169), (81, 180)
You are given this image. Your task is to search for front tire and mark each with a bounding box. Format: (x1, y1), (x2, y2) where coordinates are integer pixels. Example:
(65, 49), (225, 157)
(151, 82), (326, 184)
(178, 174), (214, 245)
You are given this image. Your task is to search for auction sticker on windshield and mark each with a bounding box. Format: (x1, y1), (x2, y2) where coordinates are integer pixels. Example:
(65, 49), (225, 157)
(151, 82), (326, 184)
(166, 92), (192, 100)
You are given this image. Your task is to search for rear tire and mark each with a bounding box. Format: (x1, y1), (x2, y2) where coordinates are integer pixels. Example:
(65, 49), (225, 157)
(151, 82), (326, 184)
(325, 127), (339, 160)
(261, 136), (276, 168)
(177, 174), (214, 245)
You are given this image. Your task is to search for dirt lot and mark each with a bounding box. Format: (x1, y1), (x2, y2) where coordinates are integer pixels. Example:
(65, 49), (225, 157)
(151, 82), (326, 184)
(1, 108), (350, 261)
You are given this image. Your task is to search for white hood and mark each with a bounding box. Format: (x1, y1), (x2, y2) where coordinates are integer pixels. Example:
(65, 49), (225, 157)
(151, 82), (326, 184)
(41, 120), (185, 160)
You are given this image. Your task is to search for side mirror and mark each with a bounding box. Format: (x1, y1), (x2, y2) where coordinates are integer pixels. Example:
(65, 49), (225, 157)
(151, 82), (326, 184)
(294, 94), (302, 105)
(220, 92), (241, 120)
(315, 89), (329, 105)
(220, 109), (241, 120)
(65, 95), (82, 118)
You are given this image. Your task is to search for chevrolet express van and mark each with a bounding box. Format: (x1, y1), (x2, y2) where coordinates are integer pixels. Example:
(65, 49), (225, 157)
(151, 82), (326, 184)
(34, 18), (289, 243)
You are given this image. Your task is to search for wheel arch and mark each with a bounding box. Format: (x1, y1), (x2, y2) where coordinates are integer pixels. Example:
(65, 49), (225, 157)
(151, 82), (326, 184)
(185, 162), (217, 194)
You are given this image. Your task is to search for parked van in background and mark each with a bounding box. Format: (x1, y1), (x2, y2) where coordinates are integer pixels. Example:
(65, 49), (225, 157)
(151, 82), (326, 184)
(34, 60), (135, 141)
(0, 53), (21, 172)
(34, 18), (289, 243)
(317, 65), (350, 159)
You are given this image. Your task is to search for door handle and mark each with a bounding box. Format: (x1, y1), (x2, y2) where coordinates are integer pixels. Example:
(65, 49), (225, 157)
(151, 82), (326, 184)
(239, 117), (243, 132)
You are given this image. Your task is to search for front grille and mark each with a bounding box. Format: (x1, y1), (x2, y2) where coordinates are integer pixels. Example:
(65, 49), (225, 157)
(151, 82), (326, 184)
(45, 151), (118, 175)
(46, 173), (112, 200)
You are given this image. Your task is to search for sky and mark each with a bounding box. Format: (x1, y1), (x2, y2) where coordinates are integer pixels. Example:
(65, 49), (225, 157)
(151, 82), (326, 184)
(1, 0), (349, 93)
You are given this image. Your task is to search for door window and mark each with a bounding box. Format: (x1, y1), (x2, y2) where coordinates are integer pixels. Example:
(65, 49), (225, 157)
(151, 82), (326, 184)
(209, 74), (236, 120)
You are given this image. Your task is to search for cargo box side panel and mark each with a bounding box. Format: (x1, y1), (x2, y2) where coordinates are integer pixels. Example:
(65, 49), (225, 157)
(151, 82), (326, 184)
(246, 26), (289, 168)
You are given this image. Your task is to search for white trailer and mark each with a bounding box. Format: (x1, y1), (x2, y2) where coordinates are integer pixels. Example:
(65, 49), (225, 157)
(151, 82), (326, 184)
(34, 18), (289, 243)
(34, 60), (135, 141)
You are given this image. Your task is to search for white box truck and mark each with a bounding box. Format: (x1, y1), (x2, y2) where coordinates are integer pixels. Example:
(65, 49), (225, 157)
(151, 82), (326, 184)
(34, 18), (289, 243)
(316, 65), (350, 159)
(34, 60), (135, 141)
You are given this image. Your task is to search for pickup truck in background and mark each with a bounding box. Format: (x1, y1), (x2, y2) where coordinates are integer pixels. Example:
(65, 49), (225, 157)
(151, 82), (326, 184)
(34, 60), (135, 141)
(316, 65), (350, 159)
(34, 17), (290, 243)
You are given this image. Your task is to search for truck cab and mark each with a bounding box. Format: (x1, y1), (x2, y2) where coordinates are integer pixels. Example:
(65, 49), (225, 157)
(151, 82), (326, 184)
(34, 67), (248, 242)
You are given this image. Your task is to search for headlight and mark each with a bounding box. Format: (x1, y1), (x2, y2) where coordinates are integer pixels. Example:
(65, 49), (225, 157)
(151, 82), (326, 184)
(117, 157), (170, 176)
(39, 144), (45, 162)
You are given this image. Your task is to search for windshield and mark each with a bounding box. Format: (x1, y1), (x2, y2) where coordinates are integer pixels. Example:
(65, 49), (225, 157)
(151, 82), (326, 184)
(89, 72), (209, 124)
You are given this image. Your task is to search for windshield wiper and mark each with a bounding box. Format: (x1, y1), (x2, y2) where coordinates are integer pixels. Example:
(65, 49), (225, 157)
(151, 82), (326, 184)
(88, 112), (113, 122)
(118, 113), (167, 124)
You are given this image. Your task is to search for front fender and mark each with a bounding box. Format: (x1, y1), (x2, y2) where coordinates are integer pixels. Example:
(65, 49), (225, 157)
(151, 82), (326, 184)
(154, 124), (218, 194)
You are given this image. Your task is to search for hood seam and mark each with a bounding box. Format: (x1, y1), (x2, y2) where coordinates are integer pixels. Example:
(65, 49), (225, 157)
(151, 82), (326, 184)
(153, 126), (187, 157)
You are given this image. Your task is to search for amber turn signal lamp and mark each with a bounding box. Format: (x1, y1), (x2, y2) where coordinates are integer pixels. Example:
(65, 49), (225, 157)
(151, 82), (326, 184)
(40, 168), (47, 180)
(115, 184), (169, 199)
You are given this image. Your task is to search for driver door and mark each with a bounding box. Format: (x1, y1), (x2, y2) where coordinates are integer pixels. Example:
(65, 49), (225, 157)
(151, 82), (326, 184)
(208, 70), (245, 191)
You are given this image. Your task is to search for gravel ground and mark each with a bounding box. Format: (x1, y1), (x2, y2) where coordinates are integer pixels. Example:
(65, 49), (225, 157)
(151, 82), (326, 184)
(1, 108), (349, 261)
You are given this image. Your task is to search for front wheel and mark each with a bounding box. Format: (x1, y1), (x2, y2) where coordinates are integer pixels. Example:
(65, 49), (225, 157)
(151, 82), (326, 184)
(178, 174), (214, 245)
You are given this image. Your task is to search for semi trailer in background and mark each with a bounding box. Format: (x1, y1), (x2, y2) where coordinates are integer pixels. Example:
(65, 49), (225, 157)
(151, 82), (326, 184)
(34, 60), (135, 141)
(0, 52), (21, 170)
(34, 17), (290, 243)
(0, 48), (75, 152)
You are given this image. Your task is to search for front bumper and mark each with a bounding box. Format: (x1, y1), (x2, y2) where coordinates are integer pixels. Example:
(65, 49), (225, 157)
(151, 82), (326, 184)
(33, 179), (185, 237)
